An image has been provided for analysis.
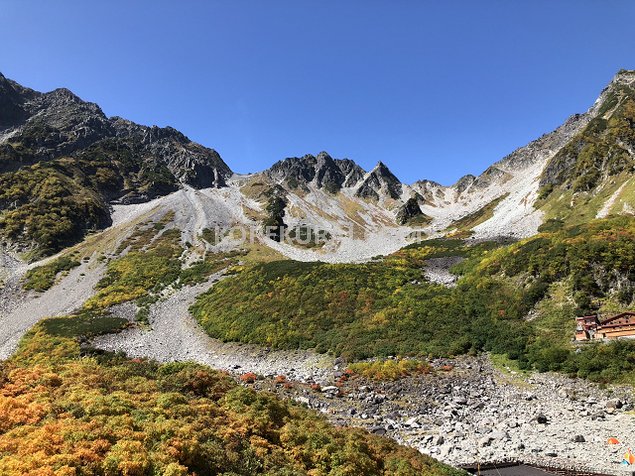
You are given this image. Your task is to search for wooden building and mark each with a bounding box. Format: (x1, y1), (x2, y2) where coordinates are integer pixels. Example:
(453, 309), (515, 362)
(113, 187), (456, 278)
(575, 312), (635, 341)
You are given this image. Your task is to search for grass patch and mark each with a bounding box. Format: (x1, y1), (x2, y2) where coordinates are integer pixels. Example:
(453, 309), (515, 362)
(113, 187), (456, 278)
(347, 359), (432, 381)
(40, 314), (129, 338)
(115, 211), (176, 254)
(447, 193), (509, 235)
(23, 256), (81, 292)
(200, 227), (221, 245)
(287, 225), (332, 249)
(85, 228), (183, 310)
(179, 250), (246, 286)
(489, 353), (531, 377)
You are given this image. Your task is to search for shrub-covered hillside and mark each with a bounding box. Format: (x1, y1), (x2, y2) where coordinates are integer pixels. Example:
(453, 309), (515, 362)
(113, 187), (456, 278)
(191, 240), (528, 360)
(192, 219), (635, 384)
(537, 70), (635, 224)
(0, 73), (230, 257)
(0, 320), (462, 476)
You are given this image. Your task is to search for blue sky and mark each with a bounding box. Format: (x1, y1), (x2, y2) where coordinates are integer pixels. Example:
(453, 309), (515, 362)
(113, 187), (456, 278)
(2, 1), (634, 185)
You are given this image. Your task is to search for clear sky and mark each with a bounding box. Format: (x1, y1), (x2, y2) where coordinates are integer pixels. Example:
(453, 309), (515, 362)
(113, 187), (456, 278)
(2, 1), (634, 185)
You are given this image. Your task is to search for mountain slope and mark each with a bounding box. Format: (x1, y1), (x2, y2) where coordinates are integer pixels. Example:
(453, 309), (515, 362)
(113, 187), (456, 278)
(537, 69), (635, 224)
(0, 72), (231, 255)
(3, 71), (635, 474)
(0, 322), (462, 476)
(3, 71), (635, 259)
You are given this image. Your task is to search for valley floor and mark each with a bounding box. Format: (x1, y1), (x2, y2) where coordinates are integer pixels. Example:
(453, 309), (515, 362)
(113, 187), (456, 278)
(1, 196), (634, 475)
(87, 273), (635, 476)
(92, 272), (335, 382)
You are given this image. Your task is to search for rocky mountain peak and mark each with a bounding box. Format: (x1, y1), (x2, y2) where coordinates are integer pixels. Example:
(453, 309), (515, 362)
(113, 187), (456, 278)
(452, 174), (476, 193)
(266, 155), (318, 187)
(266, 152), (365, 193)
(314, 151), (346, 192)
(335, 158), (366, 187)
(48, 87), (84, 102)
(0, 73), (231, 188)
(610, 69), (635, 89)
(415, 179), (443, 188)
(0, 72), (36, 129)
(355, 161), (402, 201)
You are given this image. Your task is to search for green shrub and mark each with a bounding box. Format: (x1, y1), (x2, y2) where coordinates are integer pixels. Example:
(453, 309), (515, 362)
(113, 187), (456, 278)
(23, 256), (81, 291)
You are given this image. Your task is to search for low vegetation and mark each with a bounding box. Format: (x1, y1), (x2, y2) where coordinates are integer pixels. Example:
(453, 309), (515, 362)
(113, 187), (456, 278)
(536, 83), (635, 223)
(191, 240), (517, 360)
(86, 219), (245, 315)
(86, 228), (183, 310)
(541, 91), (635, 195)
(192, 217), (635, 384)
(287, 225), (332, 248)
(23, 255), (81, 291)
(40, 312), (129, 338)
(347, 359), (432, 381)
(0, 320), (462, 475)
(0, 162), (110, 256)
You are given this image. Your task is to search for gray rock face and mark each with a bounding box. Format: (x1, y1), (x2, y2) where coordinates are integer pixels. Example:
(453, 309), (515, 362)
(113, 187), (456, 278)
(110, 118), (230, 189)
(396, 197), (425, 225)
(315, 152), (346, 192)
(266, 151), (364, 193)
(267, 155), (319, 187)
(0, 72), (231, 187)
(470, 166), (512, 190)
(0, 73), (37, 129)
(452, 174), (476, 194)
(355, 161), (403, 201)
(266, 154), (405, 203)
(412, 179), (446, 205)
(335, 158), (366, 187)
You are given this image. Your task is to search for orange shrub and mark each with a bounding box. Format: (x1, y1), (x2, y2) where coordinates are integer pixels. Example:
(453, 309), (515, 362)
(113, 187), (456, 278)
(239, 372), (257, 384)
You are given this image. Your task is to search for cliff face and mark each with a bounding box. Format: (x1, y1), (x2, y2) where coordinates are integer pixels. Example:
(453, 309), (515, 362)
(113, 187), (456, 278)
(355, 161), (403, 201)
(0, 73), (231, 187)
(0, 73), (232, 253)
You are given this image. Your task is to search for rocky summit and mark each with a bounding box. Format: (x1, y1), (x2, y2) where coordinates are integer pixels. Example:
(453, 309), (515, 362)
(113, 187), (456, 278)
(0, 72), (230, 185)
(4, 70), (635, 257)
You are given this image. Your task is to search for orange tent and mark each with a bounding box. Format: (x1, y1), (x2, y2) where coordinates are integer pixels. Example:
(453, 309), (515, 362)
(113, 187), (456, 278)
(608, 437), (621, 445)
(623, 449), (635, 466)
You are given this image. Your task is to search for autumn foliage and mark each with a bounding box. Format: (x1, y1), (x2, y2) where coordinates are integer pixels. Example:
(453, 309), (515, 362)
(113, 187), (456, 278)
(0, 324), (462, 476)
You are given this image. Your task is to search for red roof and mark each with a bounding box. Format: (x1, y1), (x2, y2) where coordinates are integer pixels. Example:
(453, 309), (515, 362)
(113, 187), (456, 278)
(599, 311), (635, 326)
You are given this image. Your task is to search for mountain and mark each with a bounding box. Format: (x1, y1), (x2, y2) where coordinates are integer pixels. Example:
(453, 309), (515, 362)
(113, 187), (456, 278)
(2, 70), (635, 475)
(355, 161), (403, 201)
(537, 69), (635, 223)
(3, 70), (635, 259)
(0, 73), (231, 184)
(0, 73), (231, 254)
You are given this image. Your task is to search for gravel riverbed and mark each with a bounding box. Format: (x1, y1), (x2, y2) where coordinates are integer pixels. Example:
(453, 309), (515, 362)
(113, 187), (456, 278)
(254, 357), (635, 476)
(90, 274), (635, 475)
